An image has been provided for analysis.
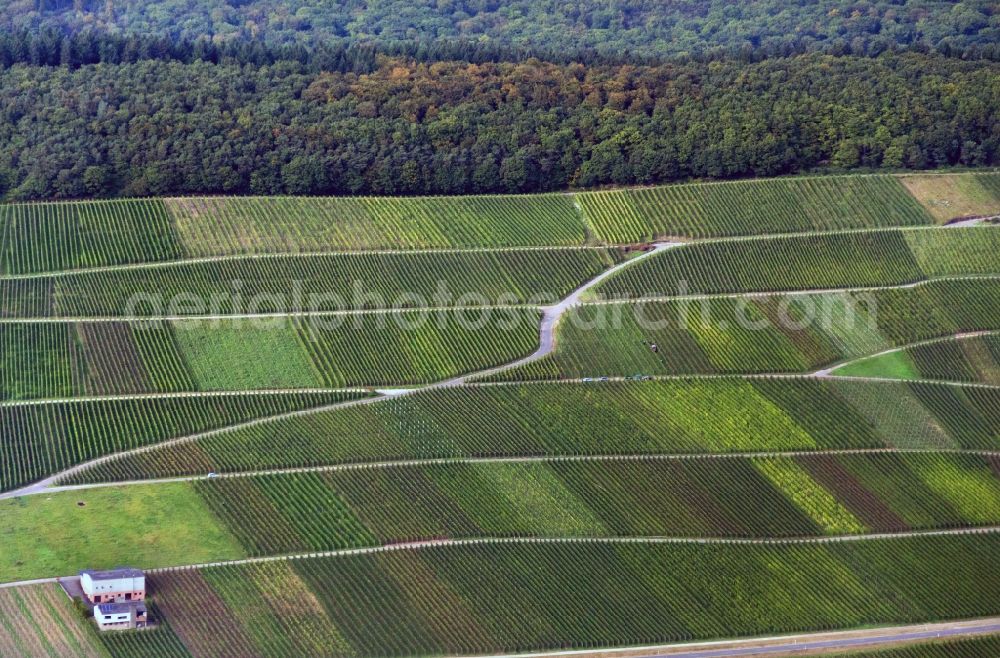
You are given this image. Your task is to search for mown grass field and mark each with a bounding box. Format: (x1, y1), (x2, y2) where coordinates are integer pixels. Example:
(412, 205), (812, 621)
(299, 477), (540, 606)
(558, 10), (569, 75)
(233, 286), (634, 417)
(0, 484), (244, 582)
(835, 333), (1000, 384)
(900, 172), (1000, 223)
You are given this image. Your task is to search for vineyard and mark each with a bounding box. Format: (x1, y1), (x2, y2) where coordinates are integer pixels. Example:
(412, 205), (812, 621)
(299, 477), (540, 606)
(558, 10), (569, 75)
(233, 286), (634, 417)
(1, 247), (621, 318)
(32, 535), (1000, 657)
(835, 333), (1000, 383)
(595, 227), (998, 299)
(492, 279), (1000, 381)
(1, 309), (541, 399)
(577, 174), (934, 243)
(0, 390), (367, 492)
(2, 172), (996, 278)
(185, 451), (1000, 556)
(165, 194), (587, 254)
(0, 584), (106, 657)
(0, 199), (182, 275)
(3, 173), (1000, 657)
(8, 548), (1000, 658)
(67, 378), (1000, 484)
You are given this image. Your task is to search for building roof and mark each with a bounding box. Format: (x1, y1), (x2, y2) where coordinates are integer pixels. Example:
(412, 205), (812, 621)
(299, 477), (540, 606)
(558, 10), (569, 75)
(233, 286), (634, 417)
(79, 567), (144, 581)
(96, 602), (146, 615)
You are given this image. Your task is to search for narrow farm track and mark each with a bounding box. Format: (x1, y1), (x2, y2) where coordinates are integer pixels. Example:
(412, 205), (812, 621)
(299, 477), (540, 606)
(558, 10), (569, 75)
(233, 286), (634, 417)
(1, 220), (992, 284)
(4, 528), (1000, 591)
(946, 214), (1000, 228)
(6, 368), (999, 409)
(465, 372), (1000, 388)
(0, 387), (367, 407)
(577, 274), (1000, 307)
(814, 329), (1000, 377)
(30, 447), (1000, 494)
(0, 391), (387, 500)
(0, 243), (675, 500)
(0, 244), (618, 281)
(438, 241), (683, 385)
(492, 619), (1000, 658)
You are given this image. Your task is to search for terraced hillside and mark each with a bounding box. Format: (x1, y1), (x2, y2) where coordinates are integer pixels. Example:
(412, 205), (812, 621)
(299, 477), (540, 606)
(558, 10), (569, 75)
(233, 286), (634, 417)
(595, 227), (999, 298)
(2, 170), (1000, 658)
(67, 378), (1000, 484)
(492, 279), (1000, 381)
(2, 172), (996, 276)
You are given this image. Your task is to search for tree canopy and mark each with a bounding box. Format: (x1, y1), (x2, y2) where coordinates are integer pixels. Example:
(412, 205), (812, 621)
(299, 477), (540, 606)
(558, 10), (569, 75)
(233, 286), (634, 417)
(0, 52), (996, 200)
(4, 0), (1000, 60)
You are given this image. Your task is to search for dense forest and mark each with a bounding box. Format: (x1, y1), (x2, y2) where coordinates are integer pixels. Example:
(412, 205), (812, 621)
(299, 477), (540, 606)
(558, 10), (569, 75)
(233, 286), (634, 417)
(0, 52), (997, 200)
(5, 0), (1000, 60)
(0, 1), (998, 200)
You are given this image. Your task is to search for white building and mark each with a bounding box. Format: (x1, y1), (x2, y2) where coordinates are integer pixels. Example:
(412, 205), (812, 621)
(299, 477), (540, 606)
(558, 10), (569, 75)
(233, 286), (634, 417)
(79, 568), (145, 604)
(95, 602), (148, 631)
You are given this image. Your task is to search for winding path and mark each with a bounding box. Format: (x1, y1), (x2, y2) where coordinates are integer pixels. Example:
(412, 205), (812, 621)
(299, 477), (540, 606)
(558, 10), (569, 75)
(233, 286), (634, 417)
(500, 618), (1000, 658)
(0, 243), (678, 500)
(2, 222), (1000, 654)
(24, 446), (1000, 495)
(0, 221), (983, 282)
(4, 526), (1000, 591)
(814, 330), (999, 378)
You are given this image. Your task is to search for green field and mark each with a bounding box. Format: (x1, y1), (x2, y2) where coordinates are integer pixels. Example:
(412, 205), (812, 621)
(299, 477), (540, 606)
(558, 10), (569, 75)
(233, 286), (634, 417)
(0, 391), (366, 492)
(42, 535), (1000, 657)
(1, 247), (621, 317)
(0, 484), (244, 582)
(68, 379), (1000, 484)
(3, 173), (1000, 657)
(493, 279), (1000, 381)
(836, 334), (1000, 384)
(596, 228), (997, 299)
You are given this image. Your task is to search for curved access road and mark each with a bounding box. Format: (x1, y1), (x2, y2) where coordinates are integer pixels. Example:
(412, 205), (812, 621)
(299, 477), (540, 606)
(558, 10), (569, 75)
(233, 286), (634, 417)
(438, 242), (681, 386)
(494, 619), (1000, 658)
(0, 243), (678, 501)
(814, 330), (999, 378)
(4, 527), (999, 589)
